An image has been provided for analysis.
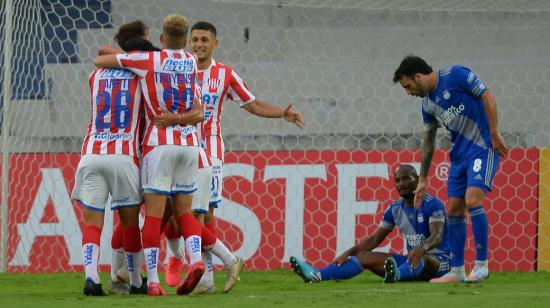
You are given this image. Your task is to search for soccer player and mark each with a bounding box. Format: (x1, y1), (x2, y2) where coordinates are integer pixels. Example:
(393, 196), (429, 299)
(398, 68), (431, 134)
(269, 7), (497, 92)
(290, 164), (450, 283)
(155, 20), (305, 293)
(393, 56), (509, 283)
(93, 15), (205, 296)
(73, 20), (150, 297)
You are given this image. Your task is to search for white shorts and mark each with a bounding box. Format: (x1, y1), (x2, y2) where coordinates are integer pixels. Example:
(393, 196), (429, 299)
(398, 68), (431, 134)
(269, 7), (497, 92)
(210, 157), (223, 207)
(141, 145), (199, 195)
(71, 154), (141, 211)
(191, 166), (213, 214)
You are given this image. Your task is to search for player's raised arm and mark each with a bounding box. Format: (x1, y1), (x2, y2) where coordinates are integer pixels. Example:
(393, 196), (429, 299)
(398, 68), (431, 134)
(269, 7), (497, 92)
(480, 90), (509, 157)
(333, 227), (390, 265)
(243, 99), (305, 128)
(415, 122), (438, 208)
(93, 54), (121, 68)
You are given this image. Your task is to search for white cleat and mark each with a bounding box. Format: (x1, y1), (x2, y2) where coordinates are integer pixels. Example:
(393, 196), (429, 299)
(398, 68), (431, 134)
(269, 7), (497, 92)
(224, 257), (244, 293)
(189, 282), (216, 295)
(465, 267), (490, 283)
(430, 271), (465, 283)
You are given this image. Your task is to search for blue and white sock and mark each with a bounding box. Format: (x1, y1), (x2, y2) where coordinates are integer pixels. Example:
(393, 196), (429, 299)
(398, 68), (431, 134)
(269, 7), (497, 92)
(448, 215), (467, 267)
(397, 259), (425, 281)
(469, 206), (488, 262)
(319, 256), (364, 281)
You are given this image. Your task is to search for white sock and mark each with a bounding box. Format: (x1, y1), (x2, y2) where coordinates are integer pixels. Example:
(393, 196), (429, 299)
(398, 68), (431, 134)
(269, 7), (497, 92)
(184, 235), (202, 265)
(474, 260), (488, 269)
(451, 266), (466, 277)
(168, 238), (184, 260)
(110, 248), (125, 281)
(143, 247), (160, 284)
(198, 251), (214, 286)
(211, 239), (236, 267)
(83, 243), (100, 284)
(126, 250), (144, 288)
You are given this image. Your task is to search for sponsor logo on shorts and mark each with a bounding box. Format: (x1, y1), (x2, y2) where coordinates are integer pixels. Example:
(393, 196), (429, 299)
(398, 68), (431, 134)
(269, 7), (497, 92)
(112, 197), (130, 204)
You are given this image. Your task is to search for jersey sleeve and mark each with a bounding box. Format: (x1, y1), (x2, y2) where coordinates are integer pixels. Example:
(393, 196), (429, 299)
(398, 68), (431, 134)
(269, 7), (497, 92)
(451, 65), (487, 99)
(425, 197), (446, 224)
(379, 204), (395, 230)
(421, 98), (439, 126)
(227, 69), (256, 106)
(115, 51), (151, 77)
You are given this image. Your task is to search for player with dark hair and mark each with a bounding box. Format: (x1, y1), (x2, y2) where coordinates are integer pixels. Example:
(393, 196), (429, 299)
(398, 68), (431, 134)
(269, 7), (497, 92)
(290, 164), (450, 283)
(393, 55), (509, 283)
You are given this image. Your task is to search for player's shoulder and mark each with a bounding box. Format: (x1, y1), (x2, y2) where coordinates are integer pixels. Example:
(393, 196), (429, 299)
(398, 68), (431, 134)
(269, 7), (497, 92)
(213, 60), (234, 72)
(387, 198), (404, 210)
(422, 193), (444, 207)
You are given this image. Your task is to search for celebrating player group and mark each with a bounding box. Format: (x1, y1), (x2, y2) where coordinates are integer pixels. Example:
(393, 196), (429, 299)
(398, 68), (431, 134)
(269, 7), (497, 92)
(73, 12), (506, 297)
(73, 14), (304, 296)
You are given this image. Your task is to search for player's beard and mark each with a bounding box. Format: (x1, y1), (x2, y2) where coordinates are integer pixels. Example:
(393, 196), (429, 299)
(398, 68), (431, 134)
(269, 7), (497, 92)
(400, 191), (415, 199)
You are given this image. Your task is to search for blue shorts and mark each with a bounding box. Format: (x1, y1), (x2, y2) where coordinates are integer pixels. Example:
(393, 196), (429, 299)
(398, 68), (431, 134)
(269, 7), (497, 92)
(447, 148), (500, 198)
(392, 253), (450, 279)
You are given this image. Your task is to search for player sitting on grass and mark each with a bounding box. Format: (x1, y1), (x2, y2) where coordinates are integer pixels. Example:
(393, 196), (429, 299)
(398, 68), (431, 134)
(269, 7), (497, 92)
(290, 164), (450, 283)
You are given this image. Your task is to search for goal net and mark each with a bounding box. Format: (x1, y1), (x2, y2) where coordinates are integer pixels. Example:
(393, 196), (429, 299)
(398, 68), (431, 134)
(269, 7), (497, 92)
(1, 0), (549, 272)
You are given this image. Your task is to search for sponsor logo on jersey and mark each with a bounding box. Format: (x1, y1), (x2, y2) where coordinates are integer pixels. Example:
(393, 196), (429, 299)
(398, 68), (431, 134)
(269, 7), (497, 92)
(405, 234), (426, 247)
(100, 68), (135, 79)
(93, 132), (132, 140)
(437, 103), (465, 127)
(161, 58), (194, 73)
(475, 174), (483, 180)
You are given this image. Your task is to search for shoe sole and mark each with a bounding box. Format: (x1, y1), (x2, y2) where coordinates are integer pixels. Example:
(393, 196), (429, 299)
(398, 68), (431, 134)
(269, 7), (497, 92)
(383, 258), (397, 283)
(176, 264), (206, 295)
(465, 273), (490, 283)
(289, 256), (313, 283)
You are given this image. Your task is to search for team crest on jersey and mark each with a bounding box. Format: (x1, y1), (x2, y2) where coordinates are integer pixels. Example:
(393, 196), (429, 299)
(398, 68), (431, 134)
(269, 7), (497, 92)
(100, 68), (135, 79)
(443, 90), (451, 100)
(417, 213), (424, 223)
(162, 58), (194, 73)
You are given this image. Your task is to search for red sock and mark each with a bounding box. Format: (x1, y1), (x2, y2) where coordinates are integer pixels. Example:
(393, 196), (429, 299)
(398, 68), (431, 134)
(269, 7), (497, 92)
(123, 226), (142, 253)
(205, 219), (217, 238)
(141, 216), (162, 248)
(111, 224), (123, 250)
(164, 222), (180, 240)
(82, 225), (102, 246)
(176, 213), (201, 240)
(201, 224), (217, 250)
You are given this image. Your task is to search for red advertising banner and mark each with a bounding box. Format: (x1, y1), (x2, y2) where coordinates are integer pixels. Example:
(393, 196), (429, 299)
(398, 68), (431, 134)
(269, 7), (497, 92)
(3, 148), (539, 272)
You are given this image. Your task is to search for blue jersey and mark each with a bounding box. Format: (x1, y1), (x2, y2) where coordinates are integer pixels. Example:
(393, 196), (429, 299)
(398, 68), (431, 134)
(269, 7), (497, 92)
(421, 65), (492, 162)
(380, 193), (449, 256)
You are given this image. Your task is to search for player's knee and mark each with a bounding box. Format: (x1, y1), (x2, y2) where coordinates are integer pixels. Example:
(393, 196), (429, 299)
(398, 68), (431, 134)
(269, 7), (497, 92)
(465, 188), (485, 208)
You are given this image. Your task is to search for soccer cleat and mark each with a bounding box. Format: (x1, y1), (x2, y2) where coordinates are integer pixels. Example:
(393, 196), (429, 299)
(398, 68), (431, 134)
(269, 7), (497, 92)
(189, 282), (216, 295)
(83, 278), (106, 296)
(429, 271), (465, 283)
(465, 267), (490, 283)
(176, 261), (205, 295)
(289, 256), (320, 283)
(129, 277), (148, 295)
(146, 282), (167, 296)
(165, 256), (184, 287)
(107, 279), (130, 295)
(224, 257), (245, 293)
(383, 257), (398, 283)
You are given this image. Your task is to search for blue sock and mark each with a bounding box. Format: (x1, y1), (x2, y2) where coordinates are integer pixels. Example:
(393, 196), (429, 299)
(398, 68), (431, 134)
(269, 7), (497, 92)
(469, 206), (488, 261)
(397, 259), (425, 281)
(319, 256), (364, 281)
(448, 215), (467, 267)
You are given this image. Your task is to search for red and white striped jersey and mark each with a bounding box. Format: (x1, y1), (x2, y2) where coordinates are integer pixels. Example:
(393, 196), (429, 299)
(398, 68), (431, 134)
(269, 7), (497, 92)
(116, 50), (201, 149)
(81, 68), (143, 159)
(196, 103), (212, 169)
(198, 59), (255, 162)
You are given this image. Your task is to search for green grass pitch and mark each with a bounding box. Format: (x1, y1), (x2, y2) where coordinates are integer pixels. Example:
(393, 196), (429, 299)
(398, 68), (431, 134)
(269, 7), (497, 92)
(1, 270), (550, 307)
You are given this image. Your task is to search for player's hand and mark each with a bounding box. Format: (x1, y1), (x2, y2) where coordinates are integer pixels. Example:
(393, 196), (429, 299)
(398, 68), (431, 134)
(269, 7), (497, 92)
(283, 103), (305, 129)
(407, 246), (426, 269)
(333, 251), (351, 265)
(491, 131), (509, 157)
(413, 177), (427, 209)
(153, 108), (180, 128)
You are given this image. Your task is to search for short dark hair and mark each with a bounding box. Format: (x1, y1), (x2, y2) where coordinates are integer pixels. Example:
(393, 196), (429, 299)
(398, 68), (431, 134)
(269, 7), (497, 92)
(392, 55), (433, 83)
(114, 20), (148, 49)
(123, 37), (161, 52)
(191, 21), (217, 37)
